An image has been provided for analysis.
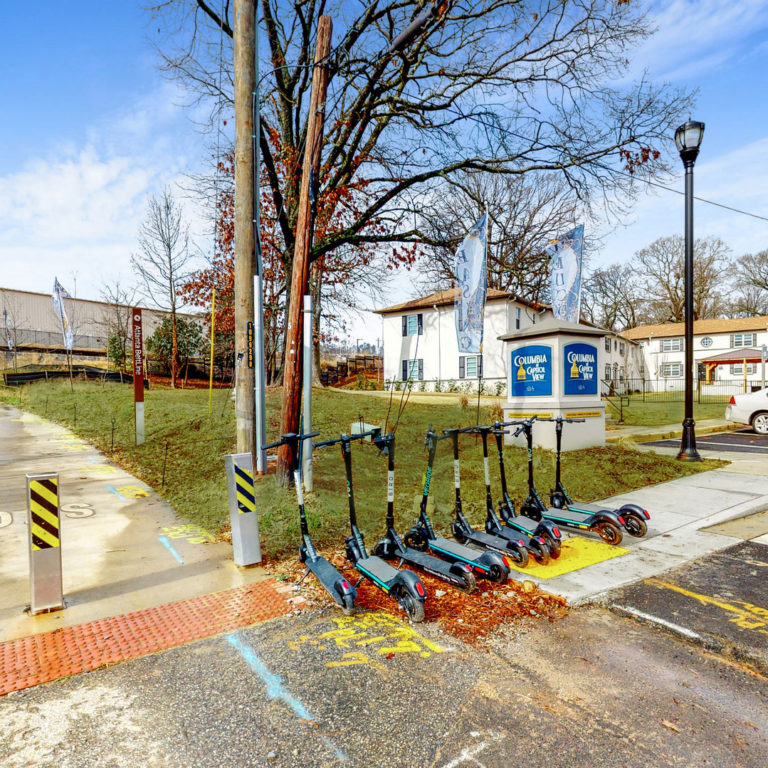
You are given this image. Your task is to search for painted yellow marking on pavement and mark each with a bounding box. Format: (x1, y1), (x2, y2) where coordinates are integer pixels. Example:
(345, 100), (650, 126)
(508, 537), (628, 579)
(160, 523), (216, 544)
(288, 611), (448, 668)
(116, 485), (150, 498)
(647, 579), (768, 636)
(564, 410), (602, 418)
(81, 463), (119, 474)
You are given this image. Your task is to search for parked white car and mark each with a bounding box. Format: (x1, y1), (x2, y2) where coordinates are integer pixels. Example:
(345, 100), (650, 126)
(725, 388), (768, 434)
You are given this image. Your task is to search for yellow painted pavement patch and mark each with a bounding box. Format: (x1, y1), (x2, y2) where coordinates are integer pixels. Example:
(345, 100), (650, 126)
(116, 485), (150, 499)
(509, 537), (628, 579)
(288, 611), (448, 669)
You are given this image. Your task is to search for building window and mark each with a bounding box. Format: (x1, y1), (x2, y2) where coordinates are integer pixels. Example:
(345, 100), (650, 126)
(614, 340), (617, 351)
(619, 343), (625, 355)
(459, 355), (483, 379)
(700, 337), (713, 348)
(402, 359), (423, 380)
(661, 338), (683, 352)
(730, 363), (757, 375)
(731, 333), (756, 348)
(515, 307), (521, 330)
(401, 313), (423, 336)
(604, 337), (610, 352)
(604, 364), (611, 381)
(661, 363), (682, 377)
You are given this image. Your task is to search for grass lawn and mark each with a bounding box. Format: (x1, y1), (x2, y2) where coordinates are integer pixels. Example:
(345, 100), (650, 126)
(606, 398), (726, 427)
(2, 380), (724, 559)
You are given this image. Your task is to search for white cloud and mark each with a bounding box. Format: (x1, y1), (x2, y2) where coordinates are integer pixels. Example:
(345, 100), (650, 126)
(0, 81), (209, 300)
(632, 0), (768, 82)
(596, 135), (768, 266)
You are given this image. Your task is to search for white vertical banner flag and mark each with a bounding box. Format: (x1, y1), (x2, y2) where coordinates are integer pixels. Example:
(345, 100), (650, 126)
(52, 278), (74, 351)
(4, 309), (12, 350)
(549, 225), (584, 323)
(454, 213), (488, 354)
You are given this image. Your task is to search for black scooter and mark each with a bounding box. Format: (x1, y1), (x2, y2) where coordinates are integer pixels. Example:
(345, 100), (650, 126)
(487, 422), (562, 562)
(514, 417), (626, 545)
(264, 431), (357, 614)
(315, 429), (427, 622)
(371, 430), (478, 593)
(403, 428), (511, 584)
(442, 426), (531, 567)
(546, 416), (650, 537)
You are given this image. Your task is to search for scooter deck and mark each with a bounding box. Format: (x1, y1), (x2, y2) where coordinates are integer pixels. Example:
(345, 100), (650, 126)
(466, 527), (522, 553)
(307, 556), (351, 596)
(538, 506), (593, 525)
(499, 514), (539, 534)
(427, 535), (489, 566)
(396, 545), (466, 579)
(356, 555), (400, 588)
(567, 501), (610, 516)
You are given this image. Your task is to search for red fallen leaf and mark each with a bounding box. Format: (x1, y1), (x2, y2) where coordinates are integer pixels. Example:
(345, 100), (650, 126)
(386, 653), (395, 660)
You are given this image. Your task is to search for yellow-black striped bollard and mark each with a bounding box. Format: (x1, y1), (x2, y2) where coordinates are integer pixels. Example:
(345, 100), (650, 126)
(225, 453), (262, 566)
(26, 473), (64, 613)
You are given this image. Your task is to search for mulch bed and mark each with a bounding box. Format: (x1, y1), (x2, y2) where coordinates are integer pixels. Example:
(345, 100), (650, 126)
(263, 547), (568, 647)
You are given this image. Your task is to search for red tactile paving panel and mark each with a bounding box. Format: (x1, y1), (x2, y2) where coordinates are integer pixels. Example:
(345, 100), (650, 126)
(0, 580), (292, 696)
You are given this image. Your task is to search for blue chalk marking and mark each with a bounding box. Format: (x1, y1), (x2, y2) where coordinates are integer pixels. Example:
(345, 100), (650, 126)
(88, 456), (99, 464)
(225, 632), (349, 763)
(106, 485), (127, 501)
(158, 535), (184, 564)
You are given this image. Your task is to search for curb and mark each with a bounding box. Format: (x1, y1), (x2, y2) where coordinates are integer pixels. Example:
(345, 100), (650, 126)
(606, 423), (733, 444)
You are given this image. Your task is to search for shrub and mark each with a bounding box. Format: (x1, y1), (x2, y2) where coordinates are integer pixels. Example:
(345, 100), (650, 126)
(459, 394), (470, 409)
(434, 380), (443, 393)
(446, 379), (458, 393)
(494, 381), (506, 397)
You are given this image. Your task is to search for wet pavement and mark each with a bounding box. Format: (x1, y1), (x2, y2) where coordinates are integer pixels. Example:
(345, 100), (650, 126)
(610, 539), (768, 673)
(2, 606), (767, 768)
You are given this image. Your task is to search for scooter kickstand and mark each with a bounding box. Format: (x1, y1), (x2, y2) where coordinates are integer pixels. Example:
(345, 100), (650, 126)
(296, 567), (311, 587)
(353, 576), (364, 589)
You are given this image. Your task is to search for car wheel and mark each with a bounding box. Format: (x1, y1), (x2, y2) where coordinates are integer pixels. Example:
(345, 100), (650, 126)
(752, 412), (768, 435)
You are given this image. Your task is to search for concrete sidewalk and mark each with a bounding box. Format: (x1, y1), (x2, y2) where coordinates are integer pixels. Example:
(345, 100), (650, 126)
(606, 417), (732, 443)
(0, 403), (269, 643)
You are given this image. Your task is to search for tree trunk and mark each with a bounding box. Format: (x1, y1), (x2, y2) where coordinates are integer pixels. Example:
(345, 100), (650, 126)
(171, 310), (178, 388)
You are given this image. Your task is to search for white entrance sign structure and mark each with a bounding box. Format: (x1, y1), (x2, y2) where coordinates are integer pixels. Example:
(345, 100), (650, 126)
(499, 317), (607, 450)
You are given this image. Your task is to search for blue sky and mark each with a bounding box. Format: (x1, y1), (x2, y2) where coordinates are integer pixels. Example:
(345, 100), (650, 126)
(1, 1), (768, 342)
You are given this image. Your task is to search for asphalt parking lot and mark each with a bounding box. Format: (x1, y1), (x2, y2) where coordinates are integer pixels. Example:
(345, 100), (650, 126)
(645, 428), (768, 454)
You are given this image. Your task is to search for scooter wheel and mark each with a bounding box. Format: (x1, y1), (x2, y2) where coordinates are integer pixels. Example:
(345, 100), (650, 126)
(506, 542), (529, 569)
(398, 589), (425, 623)
(341, 594), (355, 616)
(404, 530), (428, 552)
(457, 570), (477, 594)
(594, 520), (623, 545)
(487, 563), (509, 584)
(545, 535), (561, 559)
(624, 514), (648, 538)
(531, 540), (550, 566)
(451, 521), (468, 544)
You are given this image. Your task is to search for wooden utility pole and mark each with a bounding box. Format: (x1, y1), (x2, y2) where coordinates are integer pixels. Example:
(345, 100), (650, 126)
(278, 15), (333, 484)
(233, 0), (256, 456)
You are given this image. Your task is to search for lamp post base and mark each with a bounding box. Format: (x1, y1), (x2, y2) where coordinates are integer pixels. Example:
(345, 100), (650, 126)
(677, 418), (702, 461)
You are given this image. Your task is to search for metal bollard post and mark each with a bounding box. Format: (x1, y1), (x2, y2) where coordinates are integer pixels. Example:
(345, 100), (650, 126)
(225, 453), (262, 566)
(26, 473), (64, 613)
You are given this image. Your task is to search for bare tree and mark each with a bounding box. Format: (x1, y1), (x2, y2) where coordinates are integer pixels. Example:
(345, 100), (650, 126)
(634, 235), (732, 323)
(416, 171), (582, 305)
(149, 0), (692, 379)
(0, 289), (26, 372)
(729, 285), (768, 318)
(131, 187), (195, 387)
(735, 249), (768, 291)
(99, 279), (138, 371)
(582, 262), (642, 331)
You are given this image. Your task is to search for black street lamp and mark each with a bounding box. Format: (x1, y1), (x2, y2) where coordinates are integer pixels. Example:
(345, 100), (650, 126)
(675, 119), (705, 461)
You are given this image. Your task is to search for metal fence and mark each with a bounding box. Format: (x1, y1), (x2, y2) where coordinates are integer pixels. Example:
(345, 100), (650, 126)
(601, 377), (763, 403)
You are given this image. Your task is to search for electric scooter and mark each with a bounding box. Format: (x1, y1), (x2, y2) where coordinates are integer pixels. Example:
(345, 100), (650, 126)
(513, 417), (626, 545)
(314, 429), (427, 622)
(544, 416), (650, 537)
(264, 431), (357, 614)
(441, 426), (531, 567)
(370, 430), (478, 593)
(403, 427), (511, 584)
(486, 422), (562, 561)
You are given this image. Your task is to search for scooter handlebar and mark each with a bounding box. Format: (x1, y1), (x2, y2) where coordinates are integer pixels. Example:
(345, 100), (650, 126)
(263, 431), (321, 450)
(313, 427), (381, 450)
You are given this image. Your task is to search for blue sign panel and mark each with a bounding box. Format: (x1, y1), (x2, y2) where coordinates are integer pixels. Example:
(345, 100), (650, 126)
(563, 342), (597, 395)
(511, 345), (552, 397)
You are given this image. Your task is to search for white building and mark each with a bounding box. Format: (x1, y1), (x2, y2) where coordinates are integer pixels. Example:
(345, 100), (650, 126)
(600, 332), (644, 394)
(375, 288), (552, 394)
(621, 316), (768, 393)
